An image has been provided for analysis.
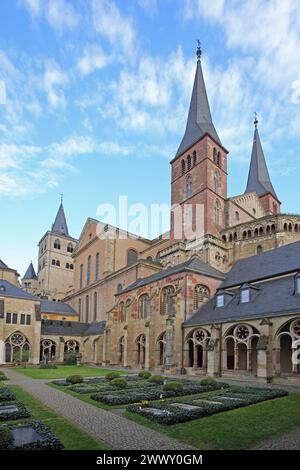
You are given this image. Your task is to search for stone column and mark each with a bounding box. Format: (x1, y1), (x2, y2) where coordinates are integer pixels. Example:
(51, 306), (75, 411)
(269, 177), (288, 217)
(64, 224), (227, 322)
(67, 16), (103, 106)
(59, 338), (65, 363)
(164, 317), (175, 370)
(0, 340), (5, 364)
(123, 328), (128, 368)
(145, 325), (150, 370)
(256, 335), (269, 381)
(247, 347), (252, 372)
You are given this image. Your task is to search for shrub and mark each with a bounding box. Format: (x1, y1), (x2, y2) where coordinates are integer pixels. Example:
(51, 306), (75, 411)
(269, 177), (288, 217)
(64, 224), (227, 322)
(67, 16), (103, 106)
(105, 371), (121, 381)
(138, 371), (151, 379)
(0, 388), (16, 402)
(163, 381), (183, 392)
(111, 378), (127, 389)
(0, 372), (7, 381)
(200, 377), (216, 386)
(0, 427), (13, 449)
(13, 350), (29, 364)
(64, 351), (77, 365)
(148, 375), (164, 385)
(66, 375), (84, 385)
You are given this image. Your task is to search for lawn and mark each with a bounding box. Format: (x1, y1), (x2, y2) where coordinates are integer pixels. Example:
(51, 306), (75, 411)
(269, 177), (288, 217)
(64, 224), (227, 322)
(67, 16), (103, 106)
(14, 365), (120, 379)
(2, 385), (108, 450)
(126, 393), (300, 449)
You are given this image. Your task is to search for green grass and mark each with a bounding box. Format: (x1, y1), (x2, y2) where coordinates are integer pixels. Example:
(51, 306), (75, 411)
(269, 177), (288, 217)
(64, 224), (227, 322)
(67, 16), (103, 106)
(126, 393), (300, 449)
(14, 365), (120, 379)
(1, 385), (108, 450)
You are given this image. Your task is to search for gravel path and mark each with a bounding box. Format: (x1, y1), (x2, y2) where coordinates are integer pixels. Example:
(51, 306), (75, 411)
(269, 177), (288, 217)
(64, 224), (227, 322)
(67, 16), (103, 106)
(254, 427), (300, 450)
(3, 368), (193, 451)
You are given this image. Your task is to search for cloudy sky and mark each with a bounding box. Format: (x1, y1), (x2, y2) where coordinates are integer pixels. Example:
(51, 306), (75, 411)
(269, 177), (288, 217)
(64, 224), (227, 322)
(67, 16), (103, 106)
(0, 0), (300, 275)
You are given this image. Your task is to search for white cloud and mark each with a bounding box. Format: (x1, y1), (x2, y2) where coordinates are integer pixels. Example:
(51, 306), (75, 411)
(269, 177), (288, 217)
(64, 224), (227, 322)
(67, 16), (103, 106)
(20, 0), (41, 17)
(92, 0), (136, 59)
(0, 143), (40, 169)
(43, 60), (68, 108)
(45, 0), (79, 33)
(77, 45), (110, 77)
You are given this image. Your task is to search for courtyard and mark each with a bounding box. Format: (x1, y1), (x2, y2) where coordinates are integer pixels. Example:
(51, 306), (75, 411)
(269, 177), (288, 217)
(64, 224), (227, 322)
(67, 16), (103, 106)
(1, 366), (300, 450)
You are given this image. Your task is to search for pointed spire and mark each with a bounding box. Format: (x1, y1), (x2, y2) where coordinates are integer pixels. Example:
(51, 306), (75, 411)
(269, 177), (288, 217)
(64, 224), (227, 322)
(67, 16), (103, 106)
(245, 116), (278, 199)
(51, 201), (69, 237)
(23, 262), (37, 280)
(175, 43), (221, 158)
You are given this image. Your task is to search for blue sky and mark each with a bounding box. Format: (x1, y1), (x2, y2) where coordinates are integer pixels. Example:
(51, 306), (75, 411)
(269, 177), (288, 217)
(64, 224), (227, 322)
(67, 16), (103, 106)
(0, 0), (300, 276)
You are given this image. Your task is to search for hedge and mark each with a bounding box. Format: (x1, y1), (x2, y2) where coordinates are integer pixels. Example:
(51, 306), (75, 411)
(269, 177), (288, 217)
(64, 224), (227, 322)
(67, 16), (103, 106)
(66, 375), (84, 385)
(0, 420), (64, 450)
(91, 382), (229, 406)
(0, 388), (16, 402)
(127, 387), (288, 425)
(0, 427), (13, 449)
(0, 372), (7, 381)
(0, 401), (30, 421)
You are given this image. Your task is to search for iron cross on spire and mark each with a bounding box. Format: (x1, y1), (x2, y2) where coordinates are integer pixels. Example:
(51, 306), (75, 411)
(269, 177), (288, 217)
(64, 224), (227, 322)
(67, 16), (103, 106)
(60, 193), (64, 204)
(254, 112), (258, 128)
(196, 40), (202, 61)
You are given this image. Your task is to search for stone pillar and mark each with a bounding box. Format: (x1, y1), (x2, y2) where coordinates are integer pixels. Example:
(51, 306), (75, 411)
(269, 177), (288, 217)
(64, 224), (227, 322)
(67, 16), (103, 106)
(256, 335), (269, 381)
(247, 347), (252, 372)
(164, 317), (175, 369)
(59, 339), (65, 363)
(123, 329), (128, 368)
(145, 326), (150, 370)
(234, 346), (239, 370)
(274, 348), (281, 375)
(0, 340), (5, 364)
(31, 322), (41, 365)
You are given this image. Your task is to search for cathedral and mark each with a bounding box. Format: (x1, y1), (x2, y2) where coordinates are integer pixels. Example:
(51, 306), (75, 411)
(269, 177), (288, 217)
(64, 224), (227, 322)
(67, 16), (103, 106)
(1, 45), (300, 385)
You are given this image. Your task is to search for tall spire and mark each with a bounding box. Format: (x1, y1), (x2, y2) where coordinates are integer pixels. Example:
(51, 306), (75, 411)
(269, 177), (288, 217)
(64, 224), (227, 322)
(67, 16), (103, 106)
(175, 43), (221, 158)
(51, 201), (69, 237)
(245, 116), (278, 199)
(23, 262), (37, 280)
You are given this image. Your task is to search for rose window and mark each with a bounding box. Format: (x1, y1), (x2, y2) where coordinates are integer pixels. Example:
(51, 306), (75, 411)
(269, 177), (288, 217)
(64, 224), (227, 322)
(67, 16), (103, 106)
(11, 333), (26, 347)
(235, 325), (250, 341)
(194, 330), (207, 343)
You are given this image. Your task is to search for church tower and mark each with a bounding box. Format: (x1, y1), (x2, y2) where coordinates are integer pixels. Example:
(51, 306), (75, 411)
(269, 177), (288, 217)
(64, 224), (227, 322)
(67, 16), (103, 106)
(170, 44), (228, 240)
(37, 200), (77, 301)
(22, 262), (38, 295)
(244, 116), (281, 215)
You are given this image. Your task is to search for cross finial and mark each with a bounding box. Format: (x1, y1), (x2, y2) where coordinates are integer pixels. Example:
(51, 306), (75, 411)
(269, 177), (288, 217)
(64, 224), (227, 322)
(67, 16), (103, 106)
(60, 193), (64, 204)
(196, 40), (202, 61)
(254, 112), (258, 129)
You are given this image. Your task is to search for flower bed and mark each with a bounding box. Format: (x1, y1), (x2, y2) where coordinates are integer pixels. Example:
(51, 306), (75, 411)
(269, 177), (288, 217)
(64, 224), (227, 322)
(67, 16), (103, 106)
(0, 387), (16, 402)
(127, 386), (288, 425)
(91, 382), (229, 406)
(0, 420), (63, 450)
(0, 401), (30, 421)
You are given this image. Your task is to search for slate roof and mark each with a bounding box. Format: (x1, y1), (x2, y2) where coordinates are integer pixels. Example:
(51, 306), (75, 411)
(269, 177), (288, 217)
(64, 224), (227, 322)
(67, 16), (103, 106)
(184, 275), (300, 326)
(120, 257), (225, 295)
(51, 203), (69, 237)
(23, 262), (37, 280)
(0, 280), (38, 300)
(245, 127), (278, 199)
(0, 259), (10, 269)
(40, 300), (77, 316)
(221, 241), (300, 288)
(174, 54), (222, 159)
(41, 319), (106, 336)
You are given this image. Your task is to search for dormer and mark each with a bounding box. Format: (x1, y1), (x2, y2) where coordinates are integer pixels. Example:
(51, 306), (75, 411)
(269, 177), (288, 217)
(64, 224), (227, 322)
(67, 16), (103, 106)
(295, 273), (300, 295)
(215, 289), (234, 308)
(239, 283), (260, 304)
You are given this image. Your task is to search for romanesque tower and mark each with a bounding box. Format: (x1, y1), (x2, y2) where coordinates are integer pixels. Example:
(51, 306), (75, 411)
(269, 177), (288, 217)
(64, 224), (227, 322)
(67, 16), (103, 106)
(22, 262), (38, 295)
(170, 44), (228, 240)
(37, 201), (77, 301)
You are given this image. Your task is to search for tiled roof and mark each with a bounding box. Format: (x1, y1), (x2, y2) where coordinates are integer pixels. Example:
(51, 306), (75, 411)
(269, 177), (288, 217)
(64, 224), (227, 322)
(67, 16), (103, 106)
(23, 262), (37, 280)
(0, 280), (38, 300)
(41, 319), (106, 336)
(40, 300), (77, 316)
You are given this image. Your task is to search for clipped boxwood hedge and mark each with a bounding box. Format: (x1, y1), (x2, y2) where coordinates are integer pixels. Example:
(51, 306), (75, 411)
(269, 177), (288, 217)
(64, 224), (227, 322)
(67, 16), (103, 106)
(0, 401), (30, 421)
(0, 427), (13, 449)
(66, 375), (84, 385)
(138, 371), (151, 379)
(0, 372), (7, 381)
(127, 386), (288, 425)
(148, 375), (164, 385)
(105, 371), (121, 381)
(0, 420), (64, 450)
(110, 378), (127, 389)
(163, 381), (183, 392)
(0, 388), (16, 403)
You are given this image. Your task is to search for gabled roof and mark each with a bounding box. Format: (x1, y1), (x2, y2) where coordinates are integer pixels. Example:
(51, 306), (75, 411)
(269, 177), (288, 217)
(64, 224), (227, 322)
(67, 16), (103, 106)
(51, 203), (69, 237)
(0, 280), (38, 300)
(221, 241), (300, 289)
(174, 48), (221, 159)
(40, 300), (77, 316)
(184, 275), (300, 327)
(0, 259), (9, 269)
(245, 125), (278, 199)
(23, 262), (37, 280)
(120, 257), (225, 295)
(41, 319), (106, 336)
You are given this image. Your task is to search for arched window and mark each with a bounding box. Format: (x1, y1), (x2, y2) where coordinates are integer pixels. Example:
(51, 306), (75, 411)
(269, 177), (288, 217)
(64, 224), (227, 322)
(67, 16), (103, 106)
(79, 264), (83, 289)
(214, 199), (221, 225)
(217, 151), (221, 167)
(136, 334), (146, 366)
(52, 259), (55, 266)
(56, 260), (60, 267)
(181, 159), (185, 175)
(119, 301), (126, 322)
(117, 283), (123, 294)
(139, 294), (150, 319)
(235, 211), (240, 221)
(187, 154), (191, 171)
(193, 150), (197, 166)
(213, 148), (217, 163)
(64, 339), (79, 353)
(70, 264), (74, 270)
(67, 243), (73, 253)
(87, 256), (91, 285)
(194, 285), (210, 310)
(85, 295), (89, 322)
(54, 239), (61, 249)
(186, 175), (192, 199)
(66, 263), (69, 269)
(5, 332), (30, 363)
(93, 292), (98, 322)
(127, 249), (138, 266)
(125, 298), (132, 320)
(157, 331), (166, 366)
(78, 298), (82, 320)
(40, 339), (56, 362)
(95, 253), (100, 281)
(257, 245), (263, 254)
(161, 286), (175, 315)
(214, 170), (221, 194)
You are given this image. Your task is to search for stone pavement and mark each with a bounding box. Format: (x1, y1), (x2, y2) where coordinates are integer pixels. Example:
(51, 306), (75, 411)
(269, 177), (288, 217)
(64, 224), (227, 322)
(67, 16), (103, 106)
(3, 368), (194, 451)
(254, 427), (300, 450)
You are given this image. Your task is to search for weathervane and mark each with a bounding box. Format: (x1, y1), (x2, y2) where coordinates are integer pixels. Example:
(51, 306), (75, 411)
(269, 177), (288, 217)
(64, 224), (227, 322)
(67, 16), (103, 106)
(196, 40), (202, 61)
(254, 112), (258, 129)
